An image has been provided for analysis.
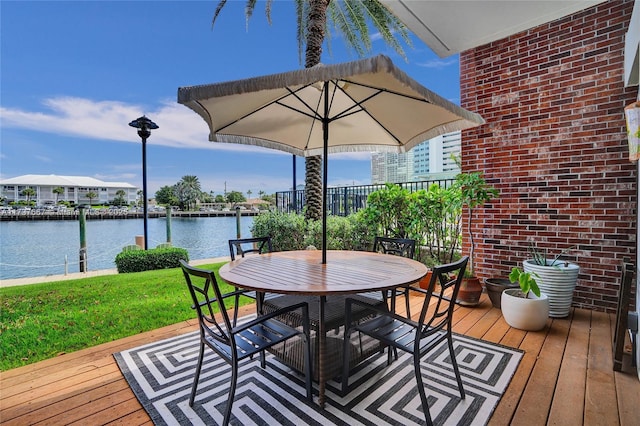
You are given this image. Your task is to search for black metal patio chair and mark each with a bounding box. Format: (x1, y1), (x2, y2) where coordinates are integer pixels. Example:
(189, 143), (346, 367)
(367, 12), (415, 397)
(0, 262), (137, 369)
(372, 236), (416, 317)
(228, 236), (273, 261)
(179, 260), (312, 426)
(228, 236), (276, 323)
(341, 256), (469, 426)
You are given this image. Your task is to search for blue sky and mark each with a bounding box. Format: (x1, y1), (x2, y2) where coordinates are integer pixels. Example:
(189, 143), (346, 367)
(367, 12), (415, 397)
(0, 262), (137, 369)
(0, 1), (460, 197)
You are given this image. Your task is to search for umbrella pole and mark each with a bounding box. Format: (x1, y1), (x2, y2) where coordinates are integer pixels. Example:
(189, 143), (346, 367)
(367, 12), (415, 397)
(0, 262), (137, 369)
(322, 81), (329, 264)
(292, 155), (297, 213)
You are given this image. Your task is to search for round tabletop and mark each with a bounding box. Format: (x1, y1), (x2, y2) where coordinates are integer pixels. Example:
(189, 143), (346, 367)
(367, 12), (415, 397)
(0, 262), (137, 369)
(218, 249), (428, 296)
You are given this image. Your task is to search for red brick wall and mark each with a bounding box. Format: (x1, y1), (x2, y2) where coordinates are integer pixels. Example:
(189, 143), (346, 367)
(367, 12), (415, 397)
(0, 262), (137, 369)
(460, 0), (638, 312)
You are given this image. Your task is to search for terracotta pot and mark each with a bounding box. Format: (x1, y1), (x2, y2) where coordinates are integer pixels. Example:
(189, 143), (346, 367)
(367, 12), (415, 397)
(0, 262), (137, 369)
(419, 271), (433, 289)
(485, 278), (520, 309)
(457, 277), (483, 306)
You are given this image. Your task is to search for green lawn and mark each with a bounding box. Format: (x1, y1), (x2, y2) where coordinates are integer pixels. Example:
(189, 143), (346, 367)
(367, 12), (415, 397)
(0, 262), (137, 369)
(0, 262), (247, 371)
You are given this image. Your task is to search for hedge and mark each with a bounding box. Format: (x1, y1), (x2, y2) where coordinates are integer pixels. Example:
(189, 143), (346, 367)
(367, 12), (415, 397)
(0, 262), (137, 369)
(114, 247), (189, 273)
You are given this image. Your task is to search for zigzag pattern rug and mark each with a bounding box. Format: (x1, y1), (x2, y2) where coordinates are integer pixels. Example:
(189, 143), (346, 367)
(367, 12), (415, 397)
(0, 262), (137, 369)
(115, 327), (522, 425)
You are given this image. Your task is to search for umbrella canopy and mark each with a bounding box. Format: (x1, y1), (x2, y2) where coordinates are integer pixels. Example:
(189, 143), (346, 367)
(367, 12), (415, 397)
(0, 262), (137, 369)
(177, 54), (485, 263)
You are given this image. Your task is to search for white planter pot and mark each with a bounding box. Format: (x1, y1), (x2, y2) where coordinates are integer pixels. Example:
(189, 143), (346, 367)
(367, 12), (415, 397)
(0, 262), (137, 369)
(523, 259), (579, 318)
(501, 289), (549, 331)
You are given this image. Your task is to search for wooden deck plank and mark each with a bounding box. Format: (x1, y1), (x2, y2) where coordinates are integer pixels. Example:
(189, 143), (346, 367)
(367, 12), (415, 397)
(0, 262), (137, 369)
(479, 309), (511, 344)
(511, 314), (571, 425)
(66, 393), (142, 426)
(488, 320), (549, 426)
(1, 358), (122, 408)
(38, 388), (134, 425)
(464, 306), (503, 340)
(453, 299), (495, 334)
(497, 322), (527, 349)
(106, 409), (154, 426)
(615, 367), (640, 426)
(1, 366), (124, 422)
(5, 377), (130, 425)
(547, 308), (590, 425)
(1, 319), (199, 385)
(584, 311), (619, 425)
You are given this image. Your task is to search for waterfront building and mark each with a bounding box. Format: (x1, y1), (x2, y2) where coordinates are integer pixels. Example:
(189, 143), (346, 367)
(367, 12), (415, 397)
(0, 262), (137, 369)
(0, 174), (139, 206)
(371, 131), (461, 184)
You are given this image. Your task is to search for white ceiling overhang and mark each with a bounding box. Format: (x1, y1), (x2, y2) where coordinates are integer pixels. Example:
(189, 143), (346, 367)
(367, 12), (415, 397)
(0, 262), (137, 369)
(382, 1), (607, 58)
(624, 0), (639, 87)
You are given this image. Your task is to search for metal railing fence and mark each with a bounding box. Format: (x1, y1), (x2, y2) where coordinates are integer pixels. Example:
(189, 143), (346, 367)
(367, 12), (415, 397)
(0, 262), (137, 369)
(276, 178), (456, 216)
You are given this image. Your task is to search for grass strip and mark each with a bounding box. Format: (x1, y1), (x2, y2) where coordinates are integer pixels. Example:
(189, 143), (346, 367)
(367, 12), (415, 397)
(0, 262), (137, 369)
(0, 262), (248, 371)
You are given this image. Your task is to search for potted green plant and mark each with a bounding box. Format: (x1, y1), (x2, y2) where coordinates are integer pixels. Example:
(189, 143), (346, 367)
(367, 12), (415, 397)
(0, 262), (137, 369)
(522, 245), (579, 318)
(501, 267), (549, 331)
(455, 169), (499, 305)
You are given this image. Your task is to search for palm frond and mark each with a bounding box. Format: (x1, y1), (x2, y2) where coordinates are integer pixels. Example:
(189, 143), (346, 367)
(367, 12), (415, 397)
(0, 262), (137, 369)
(211, 0), (228, 28)
(295, 0), (307, 65)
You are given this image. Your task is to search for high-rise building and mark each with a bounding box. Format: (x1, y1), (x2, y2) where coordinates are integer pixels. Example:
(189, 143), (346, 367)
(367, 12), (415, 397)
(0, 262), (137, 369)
(371, 151), (415, 184)
(371, 131), (461, 183)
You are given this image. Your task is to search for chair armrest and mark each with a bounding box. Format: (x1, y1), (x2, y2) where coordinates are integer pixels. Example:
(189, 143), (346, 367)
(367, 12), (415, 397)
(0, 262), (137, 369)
(231, 302), (309, 333)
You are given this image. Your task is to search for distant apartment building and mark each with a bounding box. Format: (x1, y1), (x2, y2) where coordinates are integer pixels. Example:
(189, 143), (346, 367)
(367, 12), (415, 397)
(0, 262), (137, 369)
(0, 174), (139, 206)
(371, 131), (461, 183)
(371, 150), (415, 184)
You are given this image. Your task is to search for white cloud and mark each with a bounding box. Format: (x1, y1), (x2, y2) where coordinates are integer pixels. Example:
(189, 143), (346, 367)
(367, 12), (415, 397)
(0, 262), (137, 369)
(0, 97), (290, 155)
(329, 151), (372, 161)
(35, 155), (53, 163)
(0, 96), (410, 161)
(416, 58), (458, 69)
(94, 172), (137, 181)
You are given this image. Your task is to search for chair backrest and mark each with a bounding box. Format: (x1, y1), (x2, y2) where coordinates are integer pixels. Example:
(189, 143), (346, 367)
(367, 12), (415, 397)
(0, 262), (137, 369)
(179, 260), (232, 347)
(613, 258), (634, 371)
(373, 236), (416, 259)
(228, 236), (272, 261)
(417, 256), (469, 336)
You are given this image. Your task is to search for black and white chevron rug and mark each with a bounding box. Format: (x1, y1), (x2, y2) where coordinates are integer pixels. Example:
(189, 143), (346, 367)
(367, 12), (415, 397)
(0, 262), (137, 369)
(115, 327), (522, 425)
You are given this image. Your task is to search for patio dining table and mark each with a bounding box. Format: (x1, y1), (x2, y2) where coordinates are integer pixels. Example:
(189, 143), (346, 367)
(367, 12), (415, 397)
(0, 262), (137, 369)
(218, 249), (428, 406)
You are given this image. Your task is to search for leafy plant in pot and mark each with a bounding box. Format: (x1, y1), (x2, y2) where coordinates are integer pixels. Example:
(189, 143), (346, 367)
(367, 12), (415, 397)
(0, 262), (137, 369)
(523, 245), (579, 318)
(455, 169), (499, 306)
(501, 268), (549, 331)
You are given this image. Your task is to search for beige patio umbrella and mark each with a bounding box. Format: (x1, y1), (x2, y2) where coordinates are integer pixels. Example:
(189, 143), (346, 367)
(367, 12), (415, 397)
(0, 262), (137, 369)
(177, 54), (485, 263)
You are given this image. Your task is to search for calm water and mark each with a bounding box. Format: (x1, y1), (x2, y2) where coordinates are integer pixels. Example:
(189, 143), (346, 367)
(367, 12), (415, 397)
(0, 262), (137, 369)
(0, 216), (254, 280)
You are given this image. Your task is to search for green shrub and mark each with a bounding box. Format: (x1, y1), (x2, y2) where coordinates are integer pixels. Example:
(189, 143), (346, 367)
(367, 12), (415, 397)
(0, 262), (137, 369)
(251, 211), (376, 251)
(358, 182), (463, 264)
(305, 212), (375, 251)
(115, 247), (189, 273)
(360, 183), (413, 238)
(251, 211), (308, 251)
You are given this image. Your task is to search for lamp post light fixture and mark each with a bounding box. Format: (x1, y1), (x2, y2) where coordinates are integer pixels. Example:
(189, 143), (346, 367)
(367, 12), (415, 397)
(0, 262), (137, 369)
(129, 115), (159, 250)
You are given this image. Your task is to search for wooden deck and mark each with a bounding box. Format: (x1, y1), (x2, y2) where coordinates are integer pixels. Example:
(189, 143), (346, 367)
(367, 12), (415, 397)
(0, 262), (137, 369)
(1, 293), (638, 425)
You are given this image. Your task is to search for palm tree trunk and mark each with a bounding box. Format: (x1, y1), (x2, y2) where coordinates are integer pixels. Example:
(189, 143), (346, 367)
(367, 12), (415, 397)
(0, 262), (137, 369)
(303, 0), (329, 221)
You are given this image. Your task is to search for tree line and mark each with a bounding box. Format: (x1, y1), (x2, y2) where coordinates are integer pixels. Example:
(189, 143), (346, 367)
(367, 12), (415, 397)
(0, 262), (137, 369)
(154, 175), (272, 211)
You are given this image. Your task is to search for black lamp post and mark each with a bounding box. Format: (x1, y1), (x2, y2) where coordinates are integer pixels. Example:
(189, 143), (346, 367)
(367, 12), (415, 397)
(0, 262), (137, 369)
(129, 116), (158, 250)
